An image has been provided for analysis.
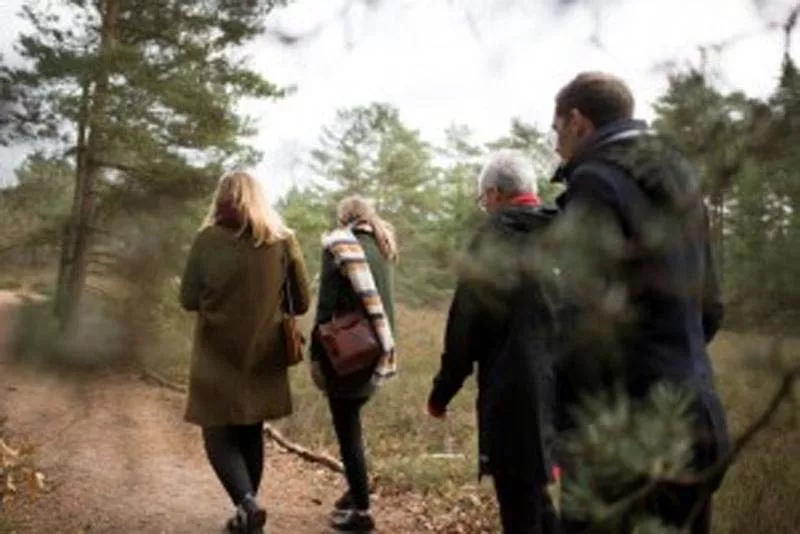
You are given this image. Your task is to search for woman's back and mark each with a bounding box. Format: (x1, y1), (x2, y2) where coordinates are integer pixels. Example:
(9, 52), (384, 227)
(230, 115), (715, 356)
(181, 226), (310, 426)
(185, 227), (286, 366)
(357, 230), (395, 331)
(178, 169), (311, 533)
(309, 195), (397, 532)
(327, 230), (394, 325)
(311, 229), (394, 398)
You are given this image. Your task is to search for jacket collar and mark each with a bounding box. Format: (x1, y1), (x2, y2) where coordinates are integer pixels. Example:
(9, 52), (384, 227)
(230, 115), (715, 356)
(551, 119), (652, 184)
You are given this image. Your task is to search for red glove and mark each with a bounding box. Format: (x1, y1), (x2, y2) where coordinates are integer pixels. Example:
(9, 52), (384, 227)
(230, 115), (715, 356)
(551, 465), (562, 482)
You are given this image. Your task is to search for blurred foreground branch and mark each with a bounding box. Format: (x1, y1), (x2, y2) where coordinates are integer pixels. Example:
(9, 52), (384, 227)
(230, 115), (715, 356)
(677, 362), (799, 487)
(571, 361), (799, 532)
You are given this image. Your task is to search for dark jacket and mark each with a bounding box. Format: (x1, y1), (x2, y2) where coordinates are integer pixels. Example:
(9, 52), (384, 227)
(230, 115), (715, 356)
(552, 119), (730, 484)
(310, 228), (396, 399)
(179, 227), (311, 426)
(428, 204), (559, 485)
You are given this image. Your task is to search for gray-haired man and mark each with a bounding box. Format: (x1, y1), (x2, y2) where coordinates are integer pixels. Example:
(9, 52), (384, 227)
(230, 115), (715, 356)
(427, 149), (559, 534)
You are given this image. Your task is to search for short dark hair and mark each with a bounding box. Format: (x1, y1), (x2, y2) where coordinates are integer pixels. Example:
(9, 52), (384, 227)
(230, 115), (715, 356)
(555, 71), (635, 128)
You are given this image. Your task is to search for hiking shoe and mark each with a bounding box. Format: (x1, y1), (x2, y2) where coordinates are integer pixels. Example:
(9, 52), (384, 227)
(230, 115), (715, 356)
(330, 509), (375, 532)
(224, 495), (267, 534)
(242, 494), (267, 532)
(223, 507), (247, 533)
(333, 491), (355, 512)
(329, 490), (356, 520)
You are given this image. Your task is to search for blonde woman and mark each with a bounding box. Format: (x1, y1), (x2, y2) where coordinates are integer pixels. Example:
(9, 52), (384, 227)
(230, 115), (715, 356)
(179, 171), (311, 534)
(310, 195), (398, 533)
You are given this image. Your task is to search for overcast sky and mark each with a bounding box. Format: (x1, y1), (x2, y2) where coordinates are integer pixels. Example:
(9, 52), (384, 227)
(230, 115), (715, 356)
(1, 0), (798, 200)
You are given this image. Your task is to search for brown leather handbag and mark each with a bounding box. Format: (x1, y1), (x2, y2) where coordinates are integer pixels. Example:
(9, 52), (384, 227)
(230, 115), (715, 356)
(318, 311), (381, 376)
(281, 243), (305, 367)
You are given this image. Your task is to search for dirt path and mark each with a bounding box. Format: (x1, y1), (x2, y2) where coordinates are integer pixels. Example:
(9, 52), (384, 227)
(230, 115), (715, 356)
(0, 292), (422, 533)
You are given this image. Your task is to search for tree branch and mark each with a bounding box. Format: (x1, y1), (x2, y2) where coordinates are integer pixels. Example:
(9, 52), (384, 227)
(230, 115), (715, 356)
(572, 363), (799, 531)
(675, 363), (799, 487)
(264, 0), (357, 46)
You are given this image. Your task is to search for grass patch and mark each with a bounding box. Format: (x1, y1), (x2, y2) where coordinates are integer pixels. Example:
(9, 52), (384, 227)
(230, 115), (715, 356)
(117, 300), (800, 533)
(707, 333), (800, 534)
(278, 306), (481, 488)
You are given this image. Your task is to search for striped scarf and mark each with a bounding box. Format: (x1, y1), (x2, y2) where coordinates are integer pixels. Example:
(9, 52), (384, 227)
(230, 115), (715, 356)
(321, 224), (397, 385)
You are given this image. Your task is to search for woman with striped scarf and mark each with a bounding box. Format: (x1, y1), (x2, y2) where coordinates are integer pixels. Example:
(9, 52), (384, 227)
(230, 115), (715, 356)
(309, 195), (398, 533)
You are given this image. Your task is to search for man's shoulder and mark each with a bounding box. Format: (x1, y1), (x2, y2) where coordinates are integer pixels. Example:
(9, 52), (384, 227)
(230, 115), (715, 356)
(570, 157), (631, 191)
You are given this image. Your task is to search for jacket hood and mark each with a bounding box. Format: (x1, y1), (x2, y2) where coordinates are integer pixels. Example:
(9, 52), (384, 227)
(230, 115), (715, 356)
(553, 119), (701, 213)
(552, 119), (651, 184)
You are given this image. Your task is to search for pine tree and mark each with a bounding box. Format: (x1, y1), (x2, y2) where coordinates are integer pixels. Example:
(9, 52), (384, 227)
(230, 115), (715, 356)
(1, 153), (73, 265)
(2, 0), (289, 329)
(307, 102), (442, 302)
(429, 123), (486, 284)
(277, 184), (331, 279)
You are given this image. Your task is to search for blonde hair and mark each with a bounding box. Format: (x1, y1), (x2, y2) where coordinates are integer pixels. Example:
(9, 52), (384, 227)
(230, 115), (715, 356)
(202, 170), (292, 247)
(337, 195), (398, 262)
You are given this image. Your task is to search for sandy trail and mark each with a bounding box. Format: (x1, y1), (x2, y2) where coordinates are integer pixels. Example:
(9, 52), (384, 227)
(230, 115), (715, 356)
(0, 291), (421, 533)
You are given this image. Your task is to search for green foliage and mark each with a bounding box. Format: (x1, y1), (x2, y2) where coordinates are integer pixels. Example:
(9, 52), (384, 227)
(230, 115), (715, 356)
(0, 152), (73, 269)
(652, 60), (800, 329)
(11, 153), (73, 219)
(283, 105), (558, 304)
(277, 185), (331, 277)
(560, 383), (695, 526)
(1, 0), (291, 359)
(3, 0), (289, 231)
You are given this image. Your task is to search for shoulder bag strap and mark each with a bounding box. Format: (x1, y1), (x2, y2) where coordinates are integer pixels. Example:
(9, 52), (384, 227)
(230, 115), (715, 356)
(282, 239), (295, 316)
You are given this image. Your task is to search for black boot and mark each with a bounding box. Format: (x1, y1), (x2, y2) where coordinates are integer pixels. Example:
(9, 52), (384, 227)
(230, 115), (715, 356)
(225, 494), (267, 534)
(331, 491), (355, 519)
(242, 494), (267, 532)
(330, 509), (375, 532)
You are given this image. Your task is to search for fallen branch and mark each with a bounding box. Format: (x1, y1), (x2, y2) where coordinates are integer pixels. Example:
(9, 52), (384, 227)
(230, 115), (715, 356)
(141, 368), (185, 394)
(140, 368), (344, 473)
(263, 424), (343, 473)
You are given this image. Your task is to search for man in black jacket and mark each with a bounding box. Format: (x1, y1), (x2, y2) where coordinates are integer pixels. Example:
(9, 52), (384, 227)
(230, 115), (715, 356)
(549, 71), (730, 533)
(427, 149), (559, 534)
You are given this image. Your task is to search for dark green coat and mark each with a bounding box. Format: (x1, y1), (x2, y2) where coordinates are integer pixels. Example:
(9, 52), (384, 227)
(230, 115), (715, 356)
(310, 229), (396, 398)
(179, 225), (311, 426)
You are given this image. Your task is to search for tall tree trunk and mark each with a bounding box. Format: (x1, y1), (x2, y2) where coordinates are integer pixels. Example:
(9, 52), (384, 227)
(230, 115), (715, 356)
(53, 220), (71, 318)
(59, 0), (120, 331)
(55, 78), (90, 320)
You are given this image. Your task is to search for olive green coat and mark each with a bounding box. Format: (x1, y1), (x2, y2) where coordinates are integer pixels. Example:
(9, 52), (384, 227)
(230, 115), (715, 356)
(179, 225), (311, 426)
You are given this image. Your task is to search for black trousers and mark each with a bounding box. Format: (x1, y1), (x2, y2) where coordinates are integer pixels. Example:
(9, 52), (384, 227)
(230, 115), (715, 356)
(492, 472), (558, 534)
(202, 424), (264, 506)
(328, 396), (370, 510)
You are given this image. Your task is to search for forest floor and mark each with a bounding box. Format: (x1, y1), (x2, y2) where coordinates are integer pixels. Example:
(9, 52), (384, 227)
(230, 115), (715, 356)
(0, 291), (425, 534)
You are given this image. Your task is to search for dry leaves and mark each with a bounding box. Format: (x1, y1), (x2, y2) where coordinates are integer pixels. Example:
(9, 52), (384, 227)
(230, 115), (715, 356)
(0, 436), (46, 505)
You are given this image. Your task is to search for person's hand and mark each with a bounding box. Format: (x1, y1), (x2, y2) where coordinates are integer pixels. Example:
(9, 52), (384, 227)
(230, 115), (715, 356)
(426, 402), (447, 419)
